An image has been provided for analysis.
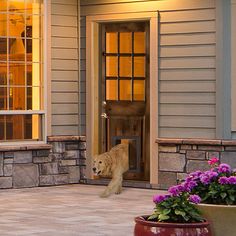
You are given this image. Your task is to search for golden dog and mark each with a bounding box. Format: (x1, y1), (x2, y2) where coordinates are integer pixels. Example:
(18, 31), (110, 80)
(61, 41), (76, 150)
(93, 143), (129, 198)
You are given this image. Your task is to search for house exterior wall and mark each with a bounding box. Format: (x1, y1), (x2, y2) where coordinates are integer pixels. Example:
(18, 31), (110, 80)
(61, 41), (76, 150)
(80, 0), (217, 139)
(80, 17), (86, 135)
(1, 1), (235, 190)
(0, 137), (86, 189)
(51, 0), (80, 135)
(157, 138), (236, 189)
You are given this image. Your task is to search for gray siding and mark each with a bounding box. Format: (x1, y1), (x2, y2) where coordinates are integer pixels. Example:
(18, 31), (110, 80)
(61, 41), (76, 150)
(159, 6), (216, 138)
(80, 0), (216, 139)
(51, 0), (79, 135)
(80, 17), (86, 135)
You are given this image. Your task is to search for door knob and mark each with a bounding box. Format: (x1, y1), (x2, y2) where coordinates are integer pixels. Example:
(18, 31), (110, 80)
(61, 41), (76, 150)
(101, 113), (108, 119)
(102, 101), (107, 107)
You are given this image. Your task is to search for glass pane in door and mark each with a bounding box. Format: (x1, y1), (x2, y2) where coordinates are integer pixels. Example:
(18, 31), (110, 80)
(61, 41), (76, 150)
(106, 56), (118, 77)
(134, 57), (145, 77)
(134, 32), (145, 53)
(106, 32), (118, 53)
(134, 80), (145, 101)
(106, 80), (117, 100)
(119, 57), (131, 77)
(120, 80), (131, 100)
(120, 32), (132, 53)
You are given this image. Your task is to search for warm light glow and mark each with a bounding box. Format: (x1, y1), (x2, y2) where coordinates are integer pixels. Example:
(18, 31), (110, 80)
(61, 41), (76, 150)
(32, 4), (40, 139)
(120, 80), (131, 100)
(0, 14), (7, 36)
(104, 29), (146, 101)
(106, 80), (117, 100)
(120, 32), (132, 53)
(32, 114), (39, 139)
(106, 56), (117, 77)
(0, 0), (43, 140)
(134, 32), (145, 53)
(134, 57), (145, 77)
(106, 32), (117, 53)
(120, 57), (132, 77)
(134, 80), (145, 101)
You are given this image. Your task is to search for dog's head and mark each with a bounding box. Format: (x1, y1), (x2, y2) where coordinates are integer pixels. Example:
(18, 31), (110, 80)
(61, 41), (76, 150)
(93, 154), (111, 176)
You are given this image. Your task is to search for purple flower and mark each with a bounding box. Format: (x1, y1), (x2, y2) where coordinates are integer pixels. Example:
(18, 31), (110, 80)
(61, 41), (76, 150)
(228, 176), (236, 184)
(186, 171), (202, 181)
(205, 170), (218, 179)
(153, 194), (170, 204)
(200, 174), (211, 185)
(199, 170), (218, 185)
(188, 194), (201, 204)
(219, 176), (229, 185)
(218, 163), (231, 173)
(168, 185), (185, 196)
(182, 180), (197, 192)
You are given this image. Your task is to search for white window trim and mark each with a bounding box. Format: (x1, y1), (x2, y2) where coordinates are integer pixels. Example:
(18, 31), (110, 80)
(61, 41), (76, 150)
(0, 0), (51, 145)
(44, 0), (51, 140)
(85, 11), (159, 186)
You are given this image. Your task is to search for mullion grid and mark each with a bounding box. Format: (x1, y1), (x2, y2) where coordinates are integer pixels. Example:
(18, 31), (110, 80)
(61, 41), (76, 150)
(118, 32), (133, 101)
(105, 31), (146, 101)
(0, 0), (43, 141)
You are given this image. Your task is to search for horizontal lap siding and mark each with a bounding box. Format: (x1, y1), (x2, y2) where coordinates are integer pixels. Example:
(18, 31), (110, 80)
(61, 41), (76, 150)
(51, 0), (79, 135)
(80, 17), (86, 135)
(80, 0), (215, 15)
(159, 4), (216, 138)
(80, 0), (216, 138)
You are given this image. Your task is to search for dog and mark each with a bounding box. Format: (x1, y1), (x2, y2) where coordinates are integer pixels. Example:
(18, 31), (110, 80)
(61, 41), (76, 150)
(93, 143), (129, 198)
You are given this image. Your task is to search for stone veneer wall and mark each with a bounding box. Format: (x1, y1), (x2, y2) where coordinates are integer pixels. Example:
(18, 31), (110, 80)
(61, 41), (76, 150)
(157, 138), (236, 189)
(0, 136), (86, 189)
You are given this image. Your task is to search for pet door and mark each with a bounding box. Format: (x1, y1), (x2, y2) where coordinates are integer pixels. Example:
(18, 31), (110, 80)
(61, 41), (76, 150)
(112, 136), (141, 173)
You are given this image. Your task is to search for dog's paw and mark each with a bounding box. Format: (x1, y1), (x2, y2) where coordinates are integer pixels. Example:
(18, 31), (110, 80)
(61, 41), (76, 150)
(115, 186), (122, 194)
(99, 191), (110, 198)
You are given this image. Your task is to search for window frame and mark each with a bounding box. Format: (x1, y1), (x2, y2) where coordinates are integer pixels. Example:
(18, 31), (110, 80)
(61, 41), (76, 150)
(0, 0), (50, 144)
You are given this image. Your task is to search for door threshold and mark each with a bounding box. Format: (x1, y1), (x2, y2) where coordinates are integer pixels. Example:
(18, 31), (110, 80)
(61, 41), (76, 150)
(85, 178), (152, 189)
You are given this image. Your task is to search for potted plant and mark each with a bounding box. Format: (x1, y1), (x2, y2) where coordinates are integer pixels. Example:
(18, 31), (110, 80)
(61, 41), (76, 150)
(134, 187), (211, 236)
(180, 157), (236, 236)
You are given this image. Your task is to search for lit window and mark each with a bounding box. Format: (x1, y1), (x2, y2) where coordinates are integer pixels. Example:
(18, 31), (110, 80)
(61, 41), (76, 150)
(0, 0), (44, 141)
(105, 30), (146, 101)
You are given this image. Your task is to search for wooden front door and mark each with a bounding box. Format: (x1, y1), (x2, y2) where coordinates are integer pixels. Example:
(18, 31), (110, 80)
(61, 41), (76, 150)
(99, 22), (150, 181)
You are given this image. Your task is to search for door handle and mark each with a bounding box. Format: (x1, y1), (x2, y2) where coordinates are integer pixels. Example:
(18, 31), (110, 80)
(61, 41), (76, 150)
(101, 113), (109, 119)
(102, 101), (107, 107)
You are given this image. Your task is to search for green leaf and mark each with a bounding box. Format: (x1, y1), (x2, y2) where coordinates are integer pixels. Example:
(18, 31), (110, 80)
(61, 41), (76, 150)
(183, 215), (190, 222)
(220, 192), (227, 199)
(229, 194), (235, 202)
(174, 209), (186, 217)
(158, 214), (170, 221)
(148, 214), (158, 221)
(162, 209), (171, 215)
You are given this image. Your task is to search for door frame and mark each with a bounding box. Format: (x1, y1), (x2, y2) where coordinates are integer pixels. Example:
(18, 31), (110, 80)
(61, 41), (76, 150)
(85, 11), (159, 186)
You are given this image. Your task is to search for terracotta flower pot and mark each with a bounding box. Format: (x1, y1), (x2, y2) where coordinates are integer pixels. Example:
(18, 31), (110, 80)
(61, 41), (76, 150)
(134, 215), (212, 236)
(196, 203), (236, 236)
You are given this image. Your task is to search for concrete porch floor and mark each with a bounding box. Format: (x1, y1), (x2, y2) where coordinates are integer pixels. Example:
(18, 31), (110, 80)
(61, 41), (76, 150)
(0, 184), (166, 236)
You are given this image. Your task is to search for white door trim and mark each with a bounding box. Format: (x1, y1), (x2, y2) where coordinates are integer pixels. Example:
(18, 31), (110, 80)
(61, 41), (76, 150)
(85, 11), (159, 186)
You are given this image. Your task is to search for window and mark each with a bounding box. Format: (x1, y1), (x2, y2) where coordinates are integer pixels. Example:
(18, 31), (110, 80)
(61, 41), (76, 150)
(0, 0), (44, 141)
(104, 26), (146, 101)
